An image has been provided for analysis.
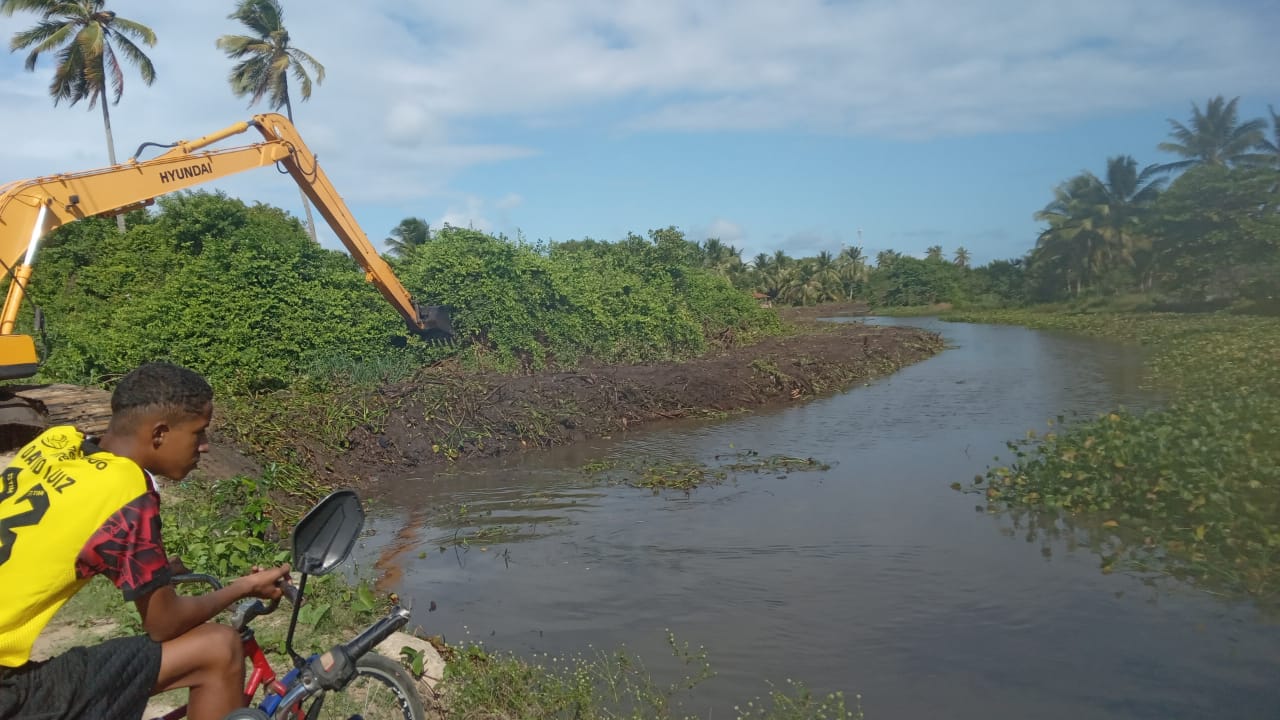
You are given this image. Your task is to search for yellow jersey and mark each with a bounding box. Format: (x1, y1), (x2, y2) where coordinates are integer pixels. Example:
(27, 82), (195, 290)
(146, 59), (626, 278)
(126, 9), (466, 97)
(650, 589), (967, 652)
(0, 426), (170, 667)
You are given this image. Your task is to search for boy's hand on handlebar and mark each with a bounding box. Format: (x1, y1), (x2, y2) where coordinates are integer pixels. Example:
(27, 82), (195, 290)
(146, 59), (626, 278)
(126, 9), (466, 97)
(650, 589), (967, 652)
(235, 563), (292, 600)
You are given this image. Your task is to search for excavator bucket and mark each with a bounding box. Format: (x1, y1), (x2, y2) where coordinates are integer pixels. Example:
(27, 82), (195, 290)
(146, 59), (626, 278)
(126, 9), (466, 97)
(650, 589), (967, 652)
(413, 304), (455, 342)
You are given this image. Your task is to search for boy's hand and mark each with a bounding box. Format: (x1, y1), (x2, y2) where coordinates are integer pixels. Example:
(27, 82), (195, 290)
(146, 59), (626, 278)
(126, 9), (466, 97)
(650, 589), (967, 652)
(235, 563), (292, 600)
(167, 555), (190, 575)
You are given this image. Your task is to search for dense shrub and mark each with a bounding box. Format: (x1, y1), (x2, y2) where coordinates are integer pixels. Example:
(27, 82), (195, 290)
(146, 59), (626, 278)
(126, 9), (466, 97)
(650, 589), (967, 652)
(22, 192), (412, 390)
(15, 192), (779, 388)
(395, 225), (778, 368)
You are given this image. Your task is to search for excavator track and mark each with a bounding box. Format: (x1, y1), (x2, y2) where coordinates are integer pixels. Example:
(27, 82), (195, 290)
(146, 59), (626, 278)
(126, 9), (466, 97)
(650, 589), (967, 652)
(0, 384), (110, 454)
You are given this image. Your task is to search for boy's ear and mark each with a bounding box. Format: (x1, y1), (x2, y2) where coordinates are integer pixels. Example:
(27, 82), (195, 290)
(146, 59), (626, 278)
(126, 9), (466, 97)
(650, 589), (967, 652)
(150, 421), (171, 449)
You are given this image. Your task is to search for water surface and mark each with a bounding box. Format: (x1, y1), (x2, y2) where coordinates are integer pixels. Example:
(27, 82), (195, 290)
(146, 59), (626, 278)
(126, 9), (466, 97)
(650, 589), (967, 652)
(361, 317), (1279, 719)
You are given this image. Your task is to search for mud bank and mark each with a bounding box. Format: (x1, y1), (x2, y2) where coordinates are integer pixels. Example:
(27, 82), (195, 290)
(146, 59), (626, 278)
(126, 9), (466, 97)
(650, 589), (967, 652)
(296, 320), (944, 487)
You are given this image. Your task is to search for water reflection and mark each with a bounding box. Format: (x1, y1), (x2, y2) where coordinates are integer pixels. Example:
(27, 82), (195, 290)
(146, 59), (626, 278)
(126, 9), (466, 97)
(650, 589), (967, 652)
(353, 317), (1280, 719)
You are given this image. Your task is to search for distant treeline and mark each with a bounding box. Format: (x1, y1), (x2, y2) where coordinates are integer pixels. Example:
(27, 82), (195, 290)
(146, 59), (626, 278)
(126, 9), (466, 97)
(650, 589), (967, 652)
(645, 95), (1278, 312)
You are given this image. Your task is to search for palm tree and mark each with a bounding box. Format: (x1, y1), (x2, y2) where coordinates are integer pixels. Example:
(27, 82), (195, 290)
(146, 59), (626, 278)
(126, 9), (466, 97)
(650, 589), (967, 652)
(811, 250), (842, 298)
(925, 245), (944, 261)
(780, 262), (825, 306)
(1157, 95), (1267, 173)
(953, 247), (971, 268)
(1088, 155), (1164, 272)
(217, 0), (325, 241)
(875, 249), (901, 268)
(385, 217), (432, 258)
(838, 246), (863, 266)
(725, 243), (744, 268)
(837, 245), (868, 296)
(1034, 174), (1110, 296)
(701, 238), (731, 273)
(1259, 105), (1280, 167)
(4, 0), (156, 232)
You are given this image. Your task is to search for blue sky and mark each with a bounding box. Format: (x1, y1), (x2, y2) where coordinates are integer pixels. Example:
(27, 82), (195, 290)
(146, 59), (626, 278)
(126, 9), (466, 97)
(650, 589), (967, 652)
(1, 0), (1277, 266)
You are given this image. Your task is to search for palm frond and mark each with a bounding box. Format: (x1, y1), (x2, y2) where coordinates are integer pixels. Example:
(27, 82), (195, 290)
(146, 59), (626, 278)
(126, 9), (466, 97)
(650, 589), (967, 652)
(15, 20), (72, 69)
(0, 0), (63, 17)
(101, 41), (123, 104)
(287, 46), (324, 83)
(10, 17), (68, 52)
(49, 34), (88, 106)
(216, 34), (267, 58)
(108, 16), (155, 46)
(228, 0), (284, 39)
(109, 30), (155, 85)
(287, 61), (311, 101)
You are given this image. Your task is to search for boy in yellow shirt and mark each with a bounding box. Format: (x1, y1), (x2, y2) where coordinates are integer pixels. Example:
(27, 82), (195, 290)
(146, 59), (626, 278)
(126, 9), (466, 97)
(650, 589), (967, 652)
(0, 362), (290, 720)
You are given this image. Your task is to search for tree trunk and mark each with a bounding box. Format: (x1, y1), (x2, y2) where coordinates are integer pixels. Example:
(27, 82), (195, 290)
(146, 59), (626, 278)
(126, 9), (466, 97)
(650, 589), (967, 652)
(102, 101), (127, 234)
(284, 95), (319, 243)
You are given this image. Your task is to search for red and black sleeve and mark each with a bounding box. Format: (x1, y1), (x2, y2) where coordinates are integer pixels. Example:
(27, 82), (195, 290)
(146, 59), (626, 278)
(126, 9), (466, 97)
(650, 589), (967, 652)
(75, 491), (172, 600)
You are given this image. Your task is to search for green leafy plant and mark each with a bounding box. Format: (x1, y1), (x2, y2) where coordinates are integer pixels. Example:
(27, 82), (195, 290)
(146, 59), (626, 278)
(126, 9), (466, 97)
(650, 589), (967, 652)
(164, 475), (289, 578)
(955, 310), (1280, 604)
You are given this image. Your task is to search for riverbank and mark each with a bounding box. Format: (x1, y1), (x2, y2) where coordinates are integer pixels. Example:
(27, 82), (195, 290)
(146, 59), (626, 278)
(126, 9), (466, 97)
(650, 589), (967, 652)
(216, 316), (944, 496)
(947, 308), (1280, 607)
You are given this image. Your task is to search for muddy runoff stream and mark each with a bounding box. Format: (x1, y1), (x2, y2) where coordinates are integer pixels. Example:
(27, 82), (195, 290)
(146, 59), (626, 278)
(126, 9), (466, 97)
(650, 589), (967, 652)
(357, 317), (1280, 719)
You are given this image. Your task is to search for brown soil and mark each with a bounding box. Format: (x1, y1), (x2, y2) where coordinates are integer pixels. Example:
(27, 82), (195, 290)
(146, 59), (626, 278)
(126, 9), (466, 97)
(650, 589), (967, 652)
(3, 314), (943, 492)
(293, 319), (944, 488)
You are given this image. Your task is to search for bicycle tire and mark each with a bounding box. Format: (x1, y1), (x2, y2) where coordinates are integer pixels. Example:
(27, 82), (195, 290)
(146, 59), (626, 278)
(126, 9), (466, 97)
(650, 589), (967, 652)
(301, 653), (426, 720)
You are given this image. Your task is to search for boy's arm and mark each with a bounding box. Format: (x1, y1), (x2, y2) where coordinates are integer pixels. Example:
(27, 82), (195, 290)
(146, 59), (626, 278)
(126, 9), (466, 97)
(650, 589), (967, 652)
(133, 565), (290, 642)
(76, 490), (288, 641)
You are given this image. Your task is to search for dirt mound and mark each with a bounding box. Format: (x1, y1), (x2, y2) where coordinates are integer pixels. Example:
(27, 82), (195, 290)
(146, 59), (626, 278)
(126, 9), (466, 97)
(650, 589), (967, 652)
(313, 321), (943, 487)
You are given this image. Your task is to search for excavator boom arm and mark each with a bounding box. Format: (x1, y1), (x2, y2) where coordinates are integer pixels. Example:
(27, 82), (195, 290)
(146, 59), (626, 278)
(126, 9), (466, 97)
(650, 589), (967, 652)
(0, 113), (449, 357)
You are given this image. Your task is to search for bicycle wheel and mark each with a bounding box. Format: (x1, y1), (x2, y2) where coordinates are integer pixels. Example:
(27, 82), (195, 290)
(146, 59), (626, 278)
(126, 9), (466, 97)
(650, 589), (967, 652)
(302, 653), (426, 720)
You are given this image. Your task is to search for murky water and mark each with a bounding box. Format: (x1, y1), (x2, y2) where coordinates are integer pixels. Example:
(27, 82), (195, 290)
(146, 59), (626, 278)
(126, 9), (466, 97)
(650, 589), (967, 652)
(361, 317), (1280, 719)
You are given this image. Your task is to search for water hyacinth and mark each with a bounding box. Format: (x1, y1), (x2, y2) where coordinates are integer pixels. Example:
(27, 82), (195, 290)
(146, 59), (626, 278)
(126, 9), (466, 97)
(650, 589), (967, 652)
(951, 310), (1280, 605)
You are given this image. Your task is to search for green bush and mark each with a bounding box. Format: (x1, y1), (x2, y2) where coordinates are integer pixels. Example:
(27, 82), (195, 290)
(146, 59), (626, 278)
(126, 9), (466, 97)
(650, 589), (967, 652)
(163, 475), (289, 578)
(396, 225), (778, 369)
(24, 192), (417, 391)
(17, 194), (778, 386)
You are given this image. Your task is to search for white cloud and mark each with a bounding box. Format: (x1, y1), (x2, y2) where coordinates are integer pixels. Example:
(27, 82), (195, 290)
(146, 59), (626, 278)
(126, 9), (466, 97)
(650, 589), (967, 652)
(778, 228), (847, 259)
(438, 195), (491, 232)
(384, 101), (444, 147)
(700, 218), (745, 246)
(495, 193), (524, 211)
(0, 0), (1274, 247)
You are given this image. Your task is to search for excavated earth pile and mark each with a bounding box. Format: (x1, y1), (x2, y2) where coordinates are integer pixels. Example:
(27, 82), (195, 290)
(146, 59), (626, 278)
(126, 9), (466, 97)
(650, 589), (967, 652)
(316, 321), (943, 484)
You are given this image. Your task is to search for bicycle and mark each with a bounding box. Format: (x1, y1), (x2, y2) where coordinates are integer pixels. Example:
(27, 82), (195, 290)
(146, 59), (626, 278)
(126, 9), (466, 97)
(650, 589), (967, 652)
(151, 489), (427, 720)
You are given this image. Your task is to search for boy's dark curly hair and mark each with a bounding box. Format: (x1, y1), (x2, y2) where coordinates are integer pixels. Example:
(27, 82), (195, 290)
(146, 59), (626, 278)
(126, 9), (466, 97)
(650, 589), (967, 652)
(109, 362), (213, 431)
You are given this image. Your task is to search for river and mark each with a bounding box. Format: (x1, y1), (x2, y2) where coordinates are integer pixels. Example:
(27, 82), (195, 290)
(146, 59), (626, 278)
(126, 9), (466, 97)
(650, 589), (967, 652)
(361, 317), (1280, 719)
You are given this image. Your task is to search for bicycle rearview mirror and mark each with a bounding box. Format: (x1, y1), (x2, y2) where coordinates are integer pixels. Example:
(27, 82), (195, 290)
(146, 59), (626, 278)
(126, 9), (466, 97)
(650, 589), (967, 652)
(291, 489), (364, 576)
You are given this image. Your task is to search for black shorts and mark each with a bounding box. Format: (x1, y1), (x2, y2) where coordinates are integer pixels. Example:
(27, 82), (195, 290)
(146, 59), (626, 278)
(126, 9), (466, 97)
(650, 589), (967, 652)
(0, 634), (162, 720)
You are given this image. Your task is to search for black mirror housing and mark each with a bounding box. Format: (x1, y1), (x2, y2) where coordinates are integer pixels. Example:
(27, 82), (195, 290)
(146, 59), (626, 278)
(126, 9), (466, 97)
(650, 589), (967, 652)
(291, 489), (364, 576)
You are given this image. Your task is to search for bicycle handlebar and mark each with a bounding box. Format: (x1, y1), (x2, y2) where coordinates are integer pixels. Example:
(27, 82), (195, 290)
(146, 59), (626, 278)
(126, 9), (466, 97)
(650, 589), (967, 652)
(306, 605), (412, 692)
(280, 581), (299, 606)
(342, 605), (411, 661)
(171, 573), (223, 590)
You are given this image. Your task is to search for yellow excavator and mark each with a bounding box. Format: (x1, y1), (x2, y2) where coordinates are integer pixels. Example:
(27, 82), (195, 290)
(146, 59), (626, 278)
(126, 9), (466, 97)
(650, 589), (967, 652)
(0, 112), (452, 447)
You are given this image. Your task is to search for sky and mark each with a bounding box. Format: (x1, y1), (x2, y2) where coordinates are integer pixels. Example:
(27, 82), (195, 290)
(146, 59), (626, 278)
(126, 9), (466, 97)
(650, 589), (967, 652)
(1, 0), (1278, 266)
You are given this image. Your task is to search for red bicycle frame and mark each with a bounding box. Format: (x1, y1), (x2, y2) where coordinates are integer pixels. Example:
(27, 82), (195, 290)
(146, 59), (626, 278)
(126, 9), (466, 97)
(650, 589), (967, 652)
(154, 635), (300, 720)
